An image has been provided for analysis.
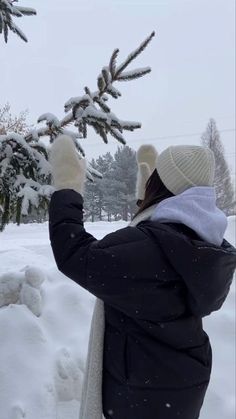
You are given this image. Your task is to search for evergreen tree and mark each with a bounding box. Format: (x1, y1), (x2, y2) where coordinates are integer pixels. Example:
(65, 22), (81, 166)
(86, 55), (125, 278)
(0, 33), (154, 229)
(84, 158), (102, 222)
(84, 147), (137, 222)
(0, 111), (103, 229)
(0, 104), (49, 226)
(111, 146), (137, 221)
(103, 177), (123, 221)
(201, 118), (235, 215)
(0, 0), (36, 43)
(0, 132), (52, 231)
(84, 153), (114, 221)
(96, 152), (114, 221)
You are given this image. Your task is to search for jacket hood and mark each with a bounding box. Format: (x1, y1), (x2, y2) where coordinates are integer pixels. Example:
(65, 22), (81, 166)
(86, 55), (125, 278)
(141, 219), (236, 318)
(135, 188), (236, 317)
(151, 186), (227, 246)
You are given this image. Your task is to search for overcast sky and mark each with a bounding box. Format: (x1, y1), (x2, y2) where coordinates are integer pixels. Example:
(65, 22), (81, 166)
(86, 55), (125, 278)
(1, 0), (235, 173)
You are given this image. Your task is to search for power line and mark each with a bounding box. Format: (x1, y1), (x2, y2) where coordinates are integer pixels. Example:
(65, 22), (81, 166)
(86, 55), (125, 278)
(134, 128), (235, 142)
(85, 128), (235, 147)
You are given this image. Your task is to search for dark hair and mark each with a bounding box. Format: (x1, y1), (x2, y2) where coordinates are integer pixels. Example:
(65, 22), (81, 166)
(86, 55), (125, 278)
(133, 169), (174, 219)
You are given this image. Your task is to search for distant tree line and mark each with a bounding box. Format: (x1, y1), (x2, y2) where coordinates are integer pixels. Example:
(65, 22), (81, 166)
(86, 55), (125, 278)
(84, 146), (137, 222)
(84, 118), (236, 222)
(1, 105), (235, 226)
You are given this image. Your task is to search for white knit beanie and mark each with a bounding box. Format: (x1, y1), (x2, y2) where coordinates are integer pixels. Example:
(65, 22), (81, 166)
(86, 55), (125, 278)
(136, 144), (215, 198)
(156, 145), (215, 195)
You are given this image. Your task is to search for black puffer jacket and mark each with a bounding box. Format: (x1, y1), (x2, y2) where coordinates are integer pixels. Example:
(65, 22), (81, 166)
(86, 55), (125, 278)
(49, 189), (236, 419)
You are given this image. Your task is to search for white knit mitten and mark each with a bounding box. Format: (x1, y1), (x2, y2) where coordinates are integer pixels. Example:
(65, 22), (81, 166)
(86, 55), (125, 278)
(136, 144), (158, 200)
(49, 135), (87, 195)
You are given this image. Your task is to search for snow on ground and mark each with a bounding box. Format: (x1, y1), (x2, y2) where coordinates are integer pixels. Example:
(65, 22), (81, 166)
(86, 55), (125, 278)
(0, 218), (235, 419)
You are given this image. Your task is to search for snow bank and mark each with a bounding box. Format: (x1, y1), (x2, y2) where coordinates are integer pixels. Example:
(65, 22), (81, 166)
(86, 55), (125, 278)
(0, 304), (56, 419)
(0, 218), (235, 418)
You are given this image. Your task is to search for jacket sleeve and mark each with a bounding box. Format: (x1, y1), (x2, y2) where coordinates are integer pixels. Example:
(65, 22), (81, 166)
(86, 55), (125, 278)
(49, 189), (150, 316)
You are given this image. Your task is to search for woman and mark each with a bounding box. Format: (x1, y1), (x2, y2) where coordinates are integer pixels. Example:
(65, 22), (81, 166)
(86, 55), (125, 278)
(49, 136), (236, 419)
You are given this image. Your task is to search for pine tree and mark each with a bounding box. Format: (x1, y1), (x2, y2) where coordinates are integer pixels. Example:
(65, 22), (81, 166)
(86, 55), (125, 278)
(111, 146), (137, 221)
(84, 153), (114, 221)
(0, 33), (154, 229)
(103, 177), (124, 221)
(0, 0), (36, 43)
(84, 147), (137, 222)
(95, 153), (114, 221)
(201, 118), (236, 215)
(84, 158), (102, 222)
(0, 105), (51, 228)
(0, 132), (52, 231)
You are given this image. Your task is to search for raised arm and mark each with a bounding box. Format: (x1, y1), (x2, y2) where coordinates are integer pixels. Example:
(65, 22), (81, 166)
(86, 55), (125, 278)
(49, 188), (150, 317)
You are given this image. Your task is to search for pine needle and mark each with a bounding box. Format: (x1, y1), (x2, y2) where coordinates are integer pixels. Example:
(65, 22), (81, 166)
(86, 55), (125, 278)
(109, 127), (126, 145)
(12, 22), (28, 42)
(109, 48), (119, 78)
(116, 67), (151, 82)
(15, 6), (36, 16)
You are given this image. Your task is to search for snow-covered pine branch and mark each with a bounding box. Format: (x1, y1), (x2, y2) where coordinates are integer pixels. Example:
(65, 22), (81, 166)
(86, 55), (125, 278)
(116, 67), (152, 82)
(115, 31), (155, 77)
(0, 0), (36, 43)
(27, 113), (86, 157)
(15, 6), (36, 16)
(28, 32), (155, 148)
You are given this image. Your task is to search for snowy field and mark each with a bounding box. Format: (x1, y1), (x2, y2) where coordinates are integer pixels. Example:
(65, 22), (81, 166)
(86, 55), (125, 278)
(0, 218), (235, 419)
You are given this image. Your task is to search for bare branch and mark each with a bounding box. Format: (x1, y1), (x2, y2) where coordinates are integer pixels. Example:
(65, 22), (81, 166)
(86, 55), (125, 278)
(116, 67), (151, 82)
